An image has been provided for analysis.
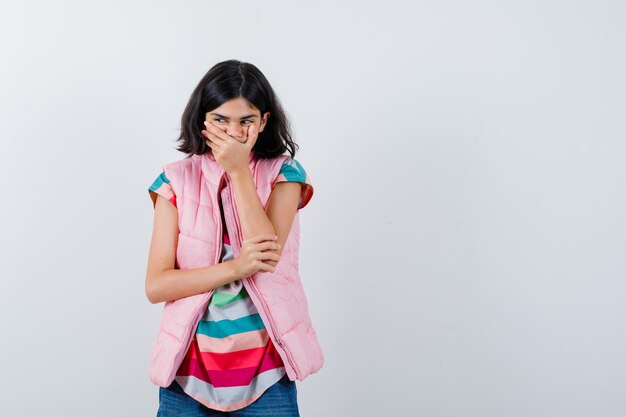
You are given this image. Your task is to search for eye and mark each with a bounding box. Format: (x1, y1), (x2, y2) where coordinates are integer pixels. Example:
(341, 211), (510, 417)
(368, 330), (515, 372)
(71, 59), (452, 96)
(242, 120), (253, 124)
(213, 117), (226, 123)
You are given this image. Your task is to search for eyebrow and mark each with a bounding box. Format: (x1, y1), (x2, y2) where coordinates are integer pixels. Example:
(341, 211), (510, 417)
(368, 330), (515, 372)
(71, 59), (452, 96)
(209, 113), (258, 119)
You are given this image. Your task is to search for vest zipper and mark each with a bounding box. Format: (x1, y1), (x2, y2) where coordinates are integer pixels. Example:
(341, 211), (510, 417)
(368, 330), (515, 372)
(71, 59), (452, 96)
(224, 173), (301, 379)
(170, 177), (223, 381)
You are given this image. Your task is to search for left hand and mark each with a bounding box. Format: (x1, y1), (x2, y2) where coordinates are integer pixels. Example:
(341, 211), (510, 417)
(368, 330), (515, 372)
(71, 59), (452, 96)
(202, 121), (258, 175)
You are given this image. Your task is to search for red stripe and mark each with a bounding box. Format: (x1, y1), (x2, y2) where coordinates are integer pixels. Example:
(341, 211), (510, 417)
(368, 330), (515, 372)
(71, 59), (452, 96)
(177, 339), (285, 387)
(188, 344), (267, 370)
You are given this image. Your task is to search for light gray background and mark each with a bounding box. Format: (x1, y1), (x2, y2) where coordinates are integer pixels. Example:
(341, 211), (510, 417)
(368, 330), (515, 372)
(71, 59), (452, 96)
(0, 0), (624, 416)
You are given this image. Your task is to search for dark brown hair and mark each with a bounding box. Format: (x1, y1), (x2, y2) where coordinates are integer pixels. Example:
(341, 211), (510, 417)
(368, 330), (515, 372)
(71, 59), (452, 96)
(176, 59), (299, 159)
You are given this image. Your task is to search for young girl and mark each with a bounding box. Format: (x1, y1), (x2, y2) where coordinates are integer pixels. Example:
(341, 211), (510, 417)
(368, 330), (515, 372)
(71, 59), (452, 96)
(145, 60), (324, 417)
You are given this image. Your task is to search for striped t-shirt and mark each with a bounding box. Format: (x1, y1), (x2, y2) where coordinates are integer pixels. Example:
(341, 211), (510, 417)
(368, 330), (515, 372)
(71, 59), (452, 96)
(148, 156), (313, 411)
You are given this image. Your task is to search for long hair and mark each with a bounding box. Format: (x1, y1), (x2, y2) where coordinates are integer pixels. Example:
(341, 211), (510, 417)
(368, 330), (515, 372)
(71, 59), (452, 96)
(176, 59), (299, 159)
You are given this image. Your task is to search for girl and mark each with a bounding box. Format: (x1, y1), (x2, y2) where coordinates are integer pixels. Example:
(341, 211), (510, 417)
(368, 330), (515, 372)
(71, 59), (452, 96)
(145, 59), (324, 417)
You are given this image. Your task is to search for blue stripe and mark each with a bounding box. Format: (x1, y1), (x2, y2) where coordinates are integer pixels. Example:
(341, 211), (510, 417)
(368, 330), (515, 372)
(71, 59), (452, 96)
(148, 171), (170, 192)
(196, 313), (265, 338)
(279, 158), (307, 183)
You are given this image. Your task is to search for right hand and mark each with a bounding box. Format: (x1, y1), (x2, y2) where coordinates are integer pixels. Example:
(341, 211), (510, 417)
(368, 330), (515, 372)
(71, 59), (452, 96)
(233, 233), (281, 277)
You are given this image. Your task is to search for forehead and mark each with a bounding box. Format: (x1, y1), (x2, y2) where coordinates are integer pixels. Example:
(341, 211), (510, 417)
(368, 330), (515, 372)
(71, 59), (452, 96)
(210, 97), (260, 117)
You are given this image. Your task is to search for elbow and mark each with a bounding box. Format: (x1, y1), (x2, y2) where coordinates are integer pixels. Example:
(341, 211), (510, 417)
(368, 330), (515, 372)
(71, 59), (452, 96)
(145, 275), (161, 304)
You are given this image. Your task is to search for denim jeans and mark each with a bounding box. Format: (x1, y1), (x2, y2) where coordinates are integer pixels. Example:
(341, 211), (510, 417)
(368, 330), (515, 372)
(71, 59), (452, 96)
(156, 374), (300, 417)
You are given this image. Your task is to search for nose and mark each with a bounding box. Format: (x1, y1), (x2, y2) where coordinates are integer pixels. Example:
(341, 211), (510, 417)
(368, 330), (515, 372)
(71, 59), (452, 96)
(226, 123), (244, 138)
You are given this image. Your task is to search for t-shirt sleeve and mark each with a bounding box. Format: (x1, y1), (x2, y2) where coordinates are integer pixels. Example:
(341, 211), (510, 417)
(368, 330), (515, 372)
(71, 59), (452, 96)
(272, 157), (314, 210)
(148, 171), (177, 209)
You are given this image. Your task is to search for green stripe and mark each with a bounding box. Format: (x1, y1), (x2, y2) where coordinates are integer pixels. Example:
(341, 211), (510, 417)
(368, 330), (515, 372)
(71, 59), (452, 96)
(148, 172), (170, 192)
(210, 291), (245, 307)
(196, 314), (265, 338)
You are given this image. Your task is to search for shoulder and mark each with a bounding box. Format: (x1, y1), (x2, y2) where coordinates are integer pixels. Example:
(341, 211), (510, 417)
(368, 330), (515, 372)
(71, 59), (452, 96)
(253, 154), (290, 186)
(255, 154), (290, 170)
(163, 154), (199, 177)
(148, 155), (198, 209)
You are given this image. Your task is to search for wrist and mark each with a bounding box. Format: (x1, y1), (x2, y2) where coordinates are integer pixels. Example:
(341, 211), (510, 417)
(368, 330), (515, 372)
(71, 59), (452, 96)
(227, 258), (244, 280)
(228, 166), (252, 182)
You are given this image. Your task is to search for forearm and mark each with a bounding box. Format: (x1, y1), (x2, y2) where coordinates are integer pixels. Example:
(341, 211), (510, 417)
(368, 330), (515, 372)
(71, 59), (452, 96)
(228, 167), (281, 267)
(146, 259), (244, 304)
(229, 168), (276, 240)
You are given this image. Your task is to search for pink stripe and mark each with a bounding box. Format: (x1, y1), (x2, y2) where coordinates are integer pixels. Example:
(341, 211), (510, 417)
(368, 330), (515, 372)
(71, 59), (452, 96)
(149, 187), (177, 208)
(196, 329), (269, 353)
(154, 184), (175, 200)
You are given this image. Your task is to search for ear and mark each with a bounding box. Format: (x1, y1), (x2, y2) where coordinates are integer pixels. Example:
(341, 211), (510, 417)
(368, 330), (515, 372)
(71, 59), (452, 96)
(259, 111), (270, 132)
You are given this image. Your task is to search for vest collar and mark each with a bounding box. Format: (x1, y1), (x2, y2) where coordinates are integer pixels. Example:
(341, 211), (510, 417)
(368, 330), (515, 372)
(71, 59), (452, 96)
(205, 151), (257, 163)
(200, 151), (258, 185)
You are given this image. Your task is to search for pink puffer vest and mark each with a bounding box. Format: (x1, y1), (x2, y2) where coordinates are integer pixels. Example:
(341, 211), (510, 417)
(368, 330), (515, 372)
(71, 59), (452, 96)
(148, 151), (324, 387)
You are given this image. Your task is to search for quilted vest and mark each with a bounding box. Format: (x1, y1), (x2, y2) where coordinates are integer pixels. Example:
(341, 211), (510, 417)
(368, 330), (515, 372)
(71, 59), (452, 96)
(148, 151), (324, 387)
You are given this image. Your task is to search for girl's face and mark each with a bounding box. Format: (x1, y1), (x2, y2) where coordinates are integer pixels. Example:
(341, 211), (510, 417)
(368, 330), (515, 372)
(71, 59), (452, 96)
(205, 97), (270, 142)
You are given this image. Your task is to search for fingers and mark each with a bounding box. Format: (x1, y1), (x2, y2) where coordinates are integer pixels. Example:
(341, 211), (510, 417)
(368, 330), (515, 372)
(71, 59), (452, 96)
(245, 124), (257, 144)
(256, 251), (281, 262)
(239, 233), (282, 274)
(253, 240), (281, 252)
(256, 260), (278, 273)
(204, 136), (218, 150)
(204, 121), (248, 144)
(203, 121), (227, 142)
(202, 128), (220, 151)
(245, 124), (256, 147)
(244, 234), (277, 245)
(247, 238), (281, 261)
(242, 124), (249, 143)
